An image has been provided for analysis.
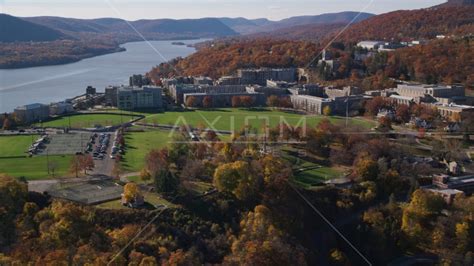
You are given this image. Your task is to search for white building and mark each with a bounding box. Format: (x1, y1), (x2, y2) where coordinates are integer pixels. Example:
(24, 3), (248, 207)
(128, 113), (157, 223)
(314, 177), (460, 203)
(357, 41), (385, 50)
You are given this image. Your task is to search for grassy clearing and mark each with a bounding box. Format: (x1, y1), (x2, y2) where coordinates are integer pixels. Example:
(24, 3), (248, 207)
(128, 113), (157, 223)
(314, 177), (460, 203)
(38, 114), (138, 128)
(294, 167), (342, 187)
(0, 135), (73, 180)
(122, 130), (175, 172)
(145, 108), (374, 132)
(0, 135), (35, 157)
(282, 148), (343, 187)
(0, 155), (73, 180)
(184, 181), (214, 196)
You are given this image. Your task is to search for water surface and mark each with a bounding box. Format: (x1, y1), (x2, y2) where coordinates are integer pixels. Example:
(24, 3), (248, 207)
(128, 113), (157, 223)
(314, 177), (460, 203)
(0, 40), (202, 113)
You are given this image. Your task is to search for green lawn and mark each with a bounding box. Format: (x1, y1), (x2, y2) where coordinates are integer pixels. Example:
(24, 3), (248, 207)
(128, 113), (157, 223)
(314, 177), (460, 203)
(122, 130), (175, 172)
(0, 135), (35, 157)
(282, 148), (343, 187)
(0, 135), (74, 180)
(145, 108), (374, 132)
(294, 167), (342, 187)
(38, 114), (138, 128)
(0, 155), (73, 180)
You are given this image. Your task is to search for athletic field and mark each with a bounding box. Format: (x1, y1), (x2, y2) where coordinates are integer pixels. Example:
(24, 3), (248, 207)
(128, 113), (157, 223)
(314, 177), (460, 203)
(38, 114), (137, 128)
(144, 108), (374, 132)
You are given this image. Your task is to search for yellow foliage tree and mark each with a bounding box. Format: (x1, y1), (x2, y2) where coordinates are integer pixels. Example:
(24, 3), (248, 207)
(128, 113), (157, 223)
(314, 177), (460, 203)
(323, 105), (332, 116)
(213, 161), (259, 201)
(123, 183), (141, 203)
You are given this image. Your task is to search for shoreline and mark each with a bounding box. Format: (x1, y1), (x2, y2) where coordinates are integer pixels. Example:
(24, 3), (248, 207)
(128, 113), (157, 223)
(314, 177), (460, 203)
(0, 47), (127, 70)
(0, 38), (204, 70)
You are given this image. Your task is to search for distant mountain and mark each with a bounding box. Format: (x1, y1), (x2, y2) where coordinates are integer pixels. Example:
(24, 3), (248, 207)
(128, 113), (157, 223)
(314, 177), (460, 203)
(434, 0), (474, 7)
(218, 17), (274, 34)
(264, 12), (374, 31)
(0, 14), (66, 43)
(24, 16), (237, 39)
(219, 12), (374, 34)
(132, 18), (236, 36)
(245, 23), (346, 42)
(330, 6), (474, 43)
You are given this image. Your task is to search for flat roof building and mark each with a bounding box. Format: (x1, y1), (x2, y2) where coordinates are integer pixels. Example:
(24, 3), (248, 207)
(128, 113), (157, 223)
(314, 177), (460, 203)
(117, 86), (163, 110)
(238, 68), (297, 85)
(357, 41), (385, 50)
(424, 174), (474, 203)
(14, 103), (50, 124)
(395, 84), (465, 100)
(50, 102), (74, 116)
(183, 92), (265, 108)
(193, 76), (213, 86)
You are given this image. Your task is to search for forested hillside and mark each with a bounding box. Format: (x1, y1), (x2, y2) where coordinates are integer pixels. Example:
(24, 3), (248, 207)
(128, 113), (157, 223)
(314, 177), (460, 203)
(148, 39), (321, 80)
(332, 6), (474, 43)
(0, 14), (66, 43)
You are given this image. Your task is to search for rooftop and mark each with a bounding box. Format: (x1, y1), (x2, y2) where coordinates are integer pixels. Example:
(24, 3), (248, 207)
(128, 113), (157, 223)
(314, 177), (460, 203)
(15, 103), (48, 110)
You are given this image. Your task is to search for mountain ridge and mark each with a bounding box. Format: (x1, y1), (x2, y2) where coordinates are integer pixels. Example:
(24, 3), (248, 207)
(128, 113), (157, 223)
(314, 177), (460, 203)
(0, 14), (66, 43)
(218, 12), (375, 34)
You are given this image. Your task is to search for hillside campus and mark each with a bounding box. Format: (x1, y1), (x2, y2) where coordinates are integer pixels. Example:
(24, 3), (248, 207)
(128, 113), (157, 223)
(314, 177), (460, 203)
(1, 64), (474, 207)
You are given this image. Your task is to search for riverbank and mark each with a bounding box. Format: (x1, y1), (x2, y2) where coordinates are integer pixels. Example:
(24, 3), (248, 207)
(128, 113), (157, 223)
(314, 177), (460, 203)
(0, 40), (126, 69)
(0, 37), (205, 70)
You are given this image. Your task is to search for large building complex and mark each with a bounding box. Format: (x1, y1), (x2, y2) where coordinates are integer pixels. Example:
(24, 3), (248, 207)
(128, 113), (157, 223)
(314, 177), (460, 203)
(117, 86), (163, 110)
(382, 83), (472, 120)
(170, 85), (247, 104)
(290, 85), (366, 115)
(237, 68), (297, 85)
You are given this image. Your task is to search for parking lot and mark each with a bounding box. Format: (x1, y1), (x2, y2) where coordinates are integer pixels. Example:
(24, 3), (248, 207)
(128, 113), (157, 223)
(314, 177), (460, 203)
(39, 133), (92, 155)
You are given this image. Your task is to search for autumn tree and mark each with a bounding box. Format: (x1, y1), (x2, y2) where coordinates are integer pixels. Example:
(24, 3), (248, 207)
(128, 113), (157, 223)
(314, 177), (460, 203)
(266, 95), (279, 108)
(224, 205), (307, 265)
(323, 105), (332, 116)
(401, 189), (445, 243)
(240, 96), (254, 108)
(365, 96), (388, 116)
(186, 96), (199, 107)
(395, 104), (411, 123)
(213, 161), (261, 201)
(123, 183), (141, 203)
(70, 156), (82, 178)
(139, 168), (152, 183)
(231, 96), (241, 108)
(378, 116), (392, 131)
(2, 116), (11, 130)
(202, 96), (213, 108)
(354, 156), (379, 181)
(0, 174), (28, 247)
(80, 155), (94, 175)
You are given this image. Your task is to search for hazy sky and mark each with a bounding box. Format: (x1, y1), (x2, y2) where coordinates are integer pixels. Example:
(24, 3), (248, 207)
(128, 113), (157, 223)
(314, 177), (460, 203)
(0, 0), (446, 20)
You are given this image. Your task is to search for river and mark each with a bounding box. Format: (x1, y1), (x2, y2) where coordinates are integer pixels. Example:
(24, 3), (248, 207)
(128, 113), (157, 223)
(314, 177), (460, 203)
(0, 39), (203, 113)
